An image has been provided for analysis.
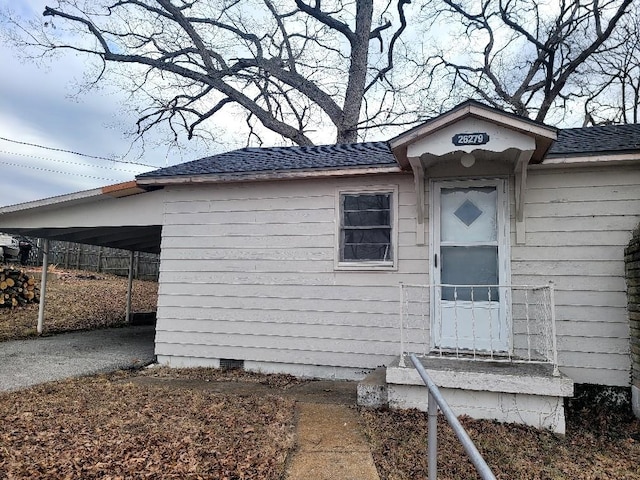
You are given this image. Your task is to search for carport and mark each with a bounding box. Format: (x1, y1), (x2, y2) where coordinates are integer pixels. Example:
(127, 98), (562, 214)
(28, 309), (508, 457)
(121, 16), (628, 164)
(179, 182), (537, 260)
(0, 181), (164, 332)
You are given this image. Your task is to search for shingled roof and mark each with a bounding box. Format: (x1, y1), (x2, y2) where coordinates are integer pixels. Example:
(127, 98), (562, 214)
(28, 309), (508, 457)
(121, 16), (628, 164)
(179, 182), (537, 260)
(136, 141), (396, 179)
(137, 122), (640, 181)
(547, 123), (640, 157)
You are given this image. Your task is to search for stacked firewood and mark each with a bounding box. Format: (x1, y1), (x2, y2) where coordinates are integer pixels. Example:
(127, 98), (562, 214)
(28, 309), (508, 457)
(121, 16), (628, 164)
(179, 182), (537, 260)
(0, 268), (38, 308)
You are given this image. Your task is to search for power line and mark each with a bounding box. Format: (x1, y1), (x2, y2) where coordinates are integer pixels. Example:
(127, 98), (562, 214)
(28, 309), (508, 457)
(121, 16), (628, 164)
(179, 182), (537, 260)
(0, 160), (119, 182)
(0, 150), (145, 174)
(0, 136), (157, 168)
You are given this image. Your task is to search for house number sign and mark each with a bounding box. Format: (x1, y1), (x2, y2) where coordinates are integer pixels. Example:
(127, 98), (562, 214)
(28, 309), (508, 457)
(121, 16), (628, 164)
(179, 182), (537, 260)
(452, 132), (490, 146)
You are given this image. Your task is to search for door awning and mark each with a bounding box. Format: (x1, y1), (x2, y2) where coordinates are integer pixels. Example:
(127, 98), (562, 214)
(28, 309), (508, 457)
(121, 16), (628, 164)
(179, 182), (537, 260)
(389, 101), (558, 246)
(389, 100), (557, 169)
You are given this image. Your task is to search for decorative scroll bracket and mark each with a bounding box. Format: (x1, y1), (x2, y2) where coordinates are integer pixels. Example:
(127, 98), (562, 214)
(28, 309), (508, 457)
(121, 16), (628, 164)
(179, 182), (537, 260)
(514, 150), (533, 245)
(408, 156), (426, 245)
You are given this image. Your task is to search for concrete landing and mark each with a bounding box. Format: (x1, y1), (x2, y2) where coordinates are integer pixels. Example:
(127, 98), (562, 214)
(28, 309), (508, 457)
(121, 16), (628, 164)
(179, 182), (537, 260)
(284, 403), (380, 480)
(357, 356), (574, 434)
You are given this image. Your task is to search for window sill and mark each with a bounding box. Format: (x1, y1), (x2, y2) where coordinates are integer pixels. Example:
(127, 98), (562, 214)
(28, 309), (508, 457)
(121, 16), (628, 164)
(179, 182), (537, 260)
(335, 261), (397, 271)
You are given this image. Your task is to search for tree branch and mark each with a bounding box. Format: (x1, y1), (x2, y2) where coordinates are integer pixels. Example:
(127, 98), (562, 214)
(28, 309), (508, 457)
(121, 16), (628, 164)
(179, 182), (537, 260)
(294, 0), (355, 44)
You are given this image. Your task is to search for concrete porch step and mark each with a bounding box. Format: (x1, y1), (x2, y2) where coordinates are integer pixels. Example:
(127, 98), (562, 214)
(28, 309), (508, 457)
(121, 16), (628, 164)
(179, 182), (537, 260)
(356, 367), (387, 408)
(357, 356), (574, 434)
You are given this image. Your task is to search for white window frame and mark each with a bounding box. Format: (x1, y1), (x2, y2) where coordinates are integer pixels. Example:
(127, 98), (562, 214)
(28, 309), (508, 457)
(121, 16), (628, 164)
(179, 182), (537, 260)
(334, 185), (399, 271)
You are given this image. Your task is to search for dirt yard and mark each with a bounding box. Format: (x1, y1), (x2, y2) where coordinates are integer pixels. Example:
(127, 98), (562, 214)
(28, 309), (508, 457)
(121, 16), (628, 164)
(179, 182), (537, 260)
(0, 370), (297, 479)
(0, 267), (158, 341)
(0, 367), (638, 479)
(360, 397), (640, 480)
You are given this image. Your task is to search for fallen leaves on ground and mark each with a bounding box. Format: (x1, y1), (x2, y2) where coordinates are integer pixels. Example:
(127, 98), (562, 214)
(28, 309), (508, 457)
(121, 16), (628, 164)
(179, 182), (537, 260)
(360, 402), (640, 480)
(0, 267), (157, 341)
(0, 373), (296, 479)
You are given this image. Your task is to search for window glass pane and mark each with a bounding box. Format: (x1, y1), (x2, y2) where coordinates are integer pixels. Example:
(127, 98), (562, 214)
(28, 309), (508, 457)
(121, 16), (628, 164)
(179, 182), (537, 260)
(344, 244), (391, 261)
(441, 246), (498, 301)
(343, 194), (390, 210)
(343, 228), (391, 244)
(340, 193), (392, 263)
(441, 187), (497, 242)
(344, 210), (390, 226)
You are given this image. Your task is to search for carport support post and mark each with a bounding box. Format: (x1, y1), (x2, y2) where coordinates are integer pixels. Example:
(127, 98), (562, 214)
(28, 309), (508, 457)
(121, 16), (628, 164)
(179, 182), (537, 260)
(37, 239), (49, 334)
(126, 250), (135, 323)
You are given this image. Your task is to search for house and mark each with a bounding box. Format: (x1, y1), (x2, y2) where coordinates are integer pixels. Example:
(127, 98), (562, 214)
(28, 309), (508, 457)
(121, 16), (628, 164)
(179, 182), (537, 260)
(1, 101), (639, 433)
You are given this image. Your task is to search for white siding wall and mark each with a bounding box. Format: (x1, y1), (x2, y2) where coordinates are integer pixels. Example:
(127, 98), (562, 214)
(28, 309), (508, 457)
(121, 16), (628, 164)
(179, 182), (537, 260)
(155, 174), (426, 376)
(155, 164), (639, 386)
(513, 165), (640, 386)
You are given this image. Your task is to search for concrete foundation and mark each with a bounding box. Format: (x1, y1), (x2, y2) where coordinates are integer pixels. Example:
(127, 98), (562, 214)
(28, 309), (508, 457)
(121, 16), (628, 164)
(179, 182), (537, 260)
(633, 384), (640, 419)
(156, 355), (370, 381)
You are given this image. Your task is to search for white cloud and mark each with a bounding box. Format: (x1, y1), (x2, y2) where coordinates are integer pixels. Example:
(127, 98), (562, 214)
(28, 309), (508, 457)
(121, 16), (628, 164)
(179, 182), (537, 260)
(0, 1), (214, 207)
(0, 49), (151, 206)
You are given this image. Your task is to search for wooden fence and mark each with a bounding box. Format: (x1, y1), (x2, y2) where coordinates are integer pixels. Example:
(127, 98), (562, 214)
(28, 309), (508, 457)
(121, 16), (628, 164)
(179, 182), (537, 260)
(27, 240), (159, 281)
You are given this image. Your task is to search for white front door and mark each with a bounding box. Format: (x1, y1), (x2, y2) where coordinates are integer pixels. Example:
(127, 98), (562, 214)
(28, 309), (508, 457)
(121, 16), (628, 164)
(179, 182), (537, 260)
(431, 179), (510, 353)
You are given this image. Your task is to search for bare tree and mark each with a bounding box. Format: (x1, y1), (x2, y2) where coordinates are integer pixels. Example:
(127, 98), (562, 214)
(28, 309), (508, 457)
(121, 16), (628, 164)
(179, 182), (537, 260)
(421, 0), (633, 123)
(582, 3), (640, 125)
(3, 0), (428, 147)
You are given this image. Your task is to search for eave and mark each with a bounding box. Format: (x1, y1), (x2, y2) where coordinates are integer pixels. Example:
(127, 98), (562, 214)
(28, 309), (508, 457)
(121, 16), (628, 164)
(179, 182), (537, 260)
(540, 152), (640, 167)
(136, 165), (404, 186)
(0, 181), (149, 215)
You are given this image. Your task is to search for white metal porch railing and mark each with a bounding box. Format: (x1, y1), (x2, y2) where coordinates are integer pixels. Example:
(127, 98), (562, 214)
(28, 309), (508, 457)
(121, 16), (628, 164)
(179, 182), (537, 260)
(399, 283), (559, 375)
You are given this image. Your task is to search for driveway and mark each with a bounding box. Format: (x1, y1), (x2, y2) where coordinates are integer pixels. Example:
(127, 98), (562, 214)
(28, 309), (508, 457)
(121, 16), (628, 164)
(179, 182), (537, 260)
(0, 325), (155, 392)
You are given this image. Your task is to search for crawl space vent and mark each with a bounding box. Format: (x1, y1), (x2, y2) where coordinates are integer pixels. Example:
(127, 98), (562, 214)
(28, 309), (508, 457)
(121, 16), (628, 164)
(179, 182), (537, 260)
(220, 359), (244, 370)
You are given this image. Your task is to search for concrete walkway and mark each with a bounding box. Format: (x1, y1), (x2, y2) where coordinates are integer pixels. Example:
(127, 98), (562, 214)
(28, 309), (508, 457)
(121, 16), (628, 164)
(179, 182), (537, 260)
(0, 325), (155, 392)
(285, 402), (381, 480)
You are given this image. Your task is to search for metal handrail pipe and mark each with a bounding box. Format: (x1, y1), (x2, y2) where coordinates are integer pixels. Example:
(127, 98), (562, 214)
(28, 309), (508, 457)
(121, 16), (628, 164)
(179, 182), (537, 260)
(409, 353), (497, 480)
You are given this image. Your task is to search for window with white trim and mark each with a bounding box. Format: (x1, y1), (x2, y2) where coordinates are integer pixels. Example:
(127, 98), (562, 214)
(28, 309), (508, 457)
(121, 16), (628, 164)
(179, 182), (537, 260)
(337, 189), (396, 268)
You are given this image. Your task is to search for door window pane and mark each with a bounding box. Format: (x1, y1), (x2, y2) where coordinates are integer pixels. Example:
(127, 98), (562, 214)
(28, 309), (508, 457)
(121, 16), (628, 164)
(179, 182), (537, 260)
(441, 187), (497, 242)
(441, 246), (499, 301)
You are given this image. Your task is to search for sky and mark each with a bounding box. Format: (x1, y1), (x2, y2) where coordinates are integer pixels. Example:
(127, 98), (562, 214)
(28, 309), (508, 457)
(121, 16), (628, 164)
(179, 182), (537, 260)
(0, 0), (216, 208)
(0, 1), (607, 209)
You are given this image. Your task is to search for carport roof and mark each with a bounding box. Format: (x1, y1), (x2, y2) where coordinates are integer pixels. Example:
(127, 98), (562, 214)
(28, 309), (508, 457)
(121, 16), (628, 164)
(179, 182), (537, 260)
(0, 182), (163, 254)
